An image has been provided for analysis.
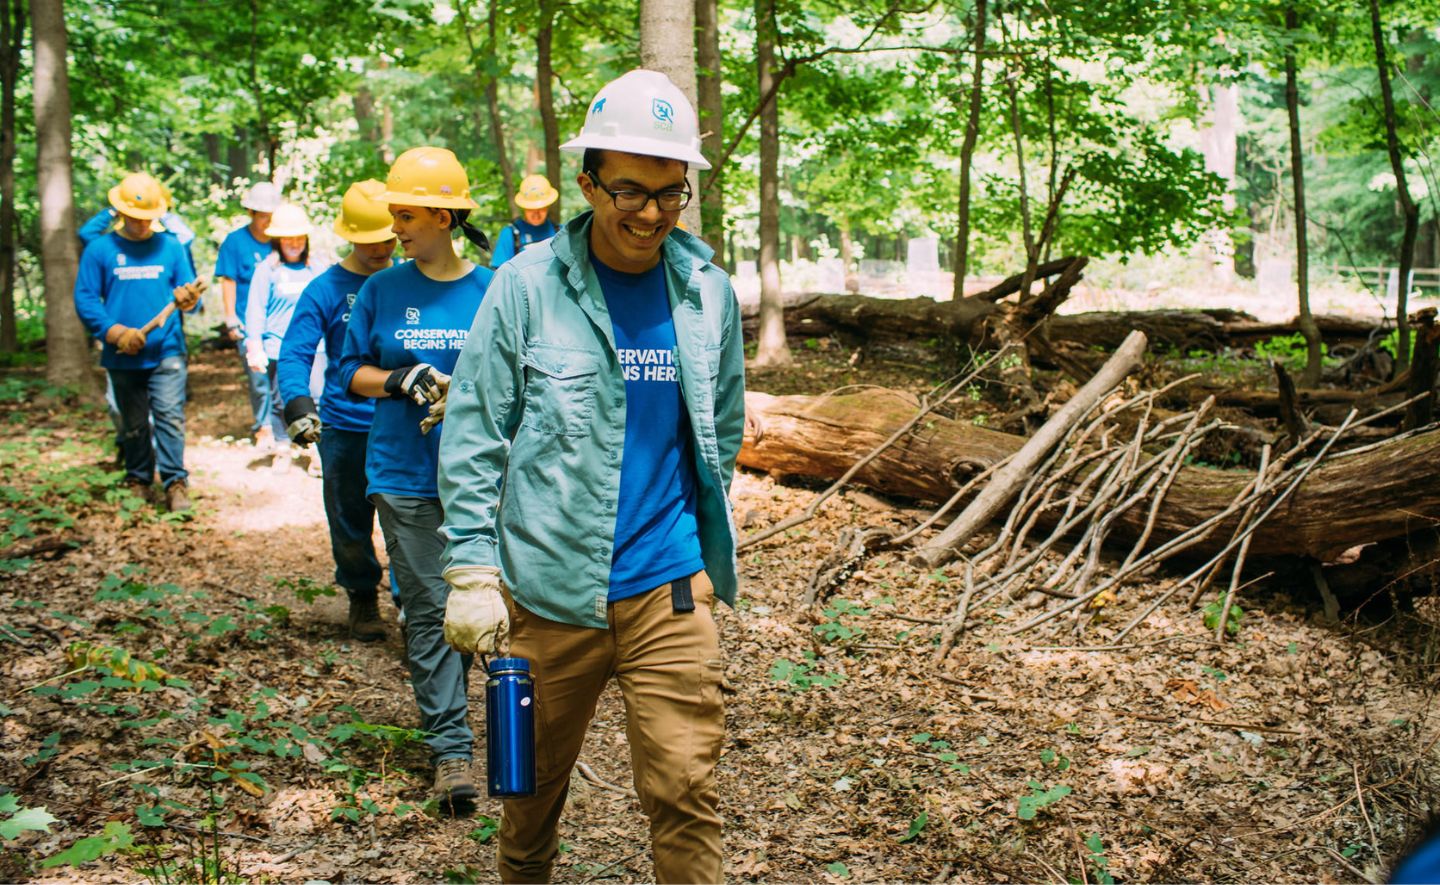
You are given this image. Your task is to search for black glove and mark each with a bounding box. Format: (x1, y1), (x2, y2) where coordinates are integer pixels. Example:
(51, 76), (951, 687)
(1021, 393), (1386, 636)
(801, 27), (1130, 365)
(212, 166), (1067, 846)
(384, 363), (447, 405)
(283, 396), (323, 445)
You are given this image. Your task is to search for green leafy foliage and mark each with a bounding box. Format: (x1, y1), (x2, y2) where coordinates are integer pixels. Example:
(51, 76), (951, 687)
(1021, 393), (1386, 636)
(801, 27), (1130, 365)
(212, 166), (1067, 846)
(769, 654), (845, 692)
(1016, 781), (1072, 820)
(1203, 600), (1245, 635)
(0, 795), (57, 841)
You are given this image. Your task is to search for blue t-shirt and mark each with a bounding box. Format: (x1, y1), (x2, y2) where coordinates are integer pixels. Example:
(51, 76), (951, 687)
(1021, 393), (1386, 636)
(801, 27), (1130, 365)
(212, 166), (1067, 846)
(73, 232), (197, 370)
(278, 265), (379, 433)
(215, 225), (270, 320)
(245, 257), (325, 360)
(591, 253), (704, 601)
(490, 217), (557, 269)
(79, 208), (197, 277)
(338, 261), (494, 498)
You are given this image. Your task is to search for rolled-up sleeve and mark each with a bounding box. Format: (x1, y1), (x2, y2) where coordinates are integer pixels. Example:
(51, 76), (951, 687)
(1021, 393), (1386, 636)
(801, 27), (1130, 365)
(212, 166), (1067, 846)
(713, 278), (746, 494)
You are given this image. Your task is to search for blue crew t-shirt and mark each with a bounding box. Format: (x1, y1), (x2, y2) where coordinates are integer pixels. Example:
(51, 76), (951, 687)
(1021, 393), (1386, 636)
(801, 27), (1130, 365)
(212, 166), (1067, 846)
(277, 264), (379, 434)
(72, 232), (197, 370)
(215, 225), (270, 320)
(338, 261), (494, 498)
(591, 253), (704, 602)
(246, 257), (324, 360)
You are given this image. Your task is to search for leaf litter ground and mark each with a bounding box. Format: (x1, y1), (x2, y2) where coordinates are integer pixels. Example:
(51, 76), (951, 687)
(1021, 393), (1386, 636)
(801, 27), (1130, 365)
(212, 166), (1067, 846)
(1, 346), (1438, 883)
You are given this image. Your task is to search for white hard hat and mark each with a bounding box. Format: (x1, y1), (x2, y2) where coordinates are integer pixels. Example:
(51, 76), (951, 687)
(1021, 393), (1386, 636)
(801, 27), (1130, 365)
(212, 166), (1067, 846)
(561, 70), (711, 170)
(241, 181), (282, 213)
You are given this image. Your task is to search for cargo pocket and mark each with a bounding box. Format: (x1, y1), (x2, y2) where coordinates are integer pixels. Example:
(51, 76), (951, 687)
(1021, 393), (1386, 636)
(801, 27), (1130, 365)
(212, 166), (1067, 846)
(519, 344), (601, 437)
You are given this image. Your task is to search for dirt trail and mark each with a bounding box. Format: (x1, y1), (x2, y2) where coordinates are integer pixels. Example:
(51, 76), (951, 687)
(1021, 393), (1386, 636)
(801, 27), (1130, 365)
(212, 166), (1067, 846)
(4, 347), (1440, 883)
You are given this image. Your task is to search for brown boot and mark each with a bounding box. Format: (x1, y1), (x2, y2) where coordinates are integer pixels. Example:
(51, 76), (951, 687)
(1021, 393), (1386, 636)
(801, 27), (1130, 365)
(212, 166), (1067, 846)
(164, 480), (191, 513)
(432, 757), (478, 813)
(347, 595), (385, 642)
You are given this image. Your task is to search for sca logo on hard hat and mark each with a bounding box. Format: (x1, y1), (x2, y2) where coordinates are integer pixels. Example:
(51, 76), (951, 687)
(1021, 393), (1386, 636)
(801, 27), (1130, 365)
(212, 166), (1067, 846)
(652, 98), (674, 131)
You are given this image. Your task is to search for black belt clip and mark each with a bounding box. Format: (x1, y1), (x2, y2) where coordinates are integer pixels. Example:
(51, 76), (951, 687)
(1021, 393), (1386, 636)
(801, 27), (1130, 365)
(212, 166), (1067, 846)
(670, 576), (695, 614)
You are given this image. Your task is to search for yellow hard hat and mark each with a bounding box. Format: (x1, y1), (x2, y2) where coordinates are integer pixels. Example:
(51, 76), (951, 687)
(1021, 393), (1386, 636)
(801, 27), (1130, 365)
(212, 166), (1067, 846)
(334, 179), (395, 244)
(108, 172), (167, 220)
(515, 174), (558, 210)
(377, 147), (478, 210)
(264, 203), (312, 238)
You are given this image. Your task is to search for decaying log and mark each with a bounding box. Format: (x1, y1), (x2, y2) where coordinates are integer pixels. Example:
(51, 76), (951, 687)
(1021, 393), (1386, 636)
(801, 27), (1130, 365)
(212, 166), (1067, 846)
(912, 331), (1148, 567)
(738, 389), (1440, 561)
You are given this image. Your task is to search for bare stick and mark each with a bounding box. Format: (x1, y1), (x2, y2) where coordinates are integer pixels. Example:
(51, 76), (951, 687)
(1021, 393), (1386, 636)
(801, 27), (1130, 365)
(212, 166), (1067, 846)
(1111, 411), (1358, 642)
(1216, 444), (1271, 641)
(740, 346), (1014, 551)
(914, 331), (1149, 568)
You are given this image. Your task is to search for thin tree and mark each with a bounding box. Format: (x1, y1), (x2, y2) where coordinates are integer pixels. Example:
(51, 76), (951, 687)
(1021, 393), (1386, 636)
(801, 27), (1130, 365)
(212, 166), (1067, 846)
(753, 0), (791, 366)
(456, 0), (515, 204)
(640, 0), (702, 234)
(0, 0), (25, 353)
(1368, 0), (1419, 373)
(1284, 5), (1322, 387)
(695, 0), (724, 258)
(951, 0), (986, 301)
(536, 0), (561, 224)
(30, 0), (89, 389)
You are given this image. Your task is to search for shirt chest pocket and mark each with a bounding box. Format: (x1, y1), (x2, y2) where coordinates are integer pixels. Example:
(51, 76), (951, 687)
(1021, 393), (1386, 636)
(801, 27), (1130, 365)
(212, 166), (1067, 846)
(520, 344), (602, 437)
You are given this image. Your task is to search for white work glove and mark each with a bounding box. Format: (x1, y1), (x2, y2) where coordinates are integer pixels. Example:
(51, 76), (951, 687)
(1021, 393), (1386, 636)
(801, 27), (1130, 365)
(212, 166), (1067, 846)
(246, 347), (268, 373)
(443, 566), (509, 655)
(384, 363), (449, 405)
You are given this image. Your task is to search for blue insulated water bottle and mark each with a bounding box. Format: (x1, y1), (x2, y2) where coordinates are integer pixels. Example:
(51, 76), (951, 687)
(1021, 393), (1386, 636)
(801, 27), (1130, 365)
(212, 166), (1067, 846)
(485, 657), (536, 797)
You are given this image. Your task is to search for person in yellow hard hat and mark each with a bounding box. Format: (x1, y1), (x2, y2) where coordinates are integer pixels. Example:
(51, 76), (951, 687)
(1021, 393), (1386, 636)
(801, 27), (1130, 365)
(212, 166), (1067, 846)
(488, 173), (559, 269)
(244, 203), (329, 455)
(277, 180), (401, 642)
(335, 147), (495, 813)
(72, 172), (206, 513)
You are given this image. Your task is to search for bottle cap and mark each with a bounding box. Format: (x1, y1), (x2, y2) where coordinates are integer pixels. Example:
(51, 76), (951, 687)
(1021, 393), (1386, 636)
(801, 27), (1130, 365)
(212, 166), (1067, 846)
(488, 657), (530, 673)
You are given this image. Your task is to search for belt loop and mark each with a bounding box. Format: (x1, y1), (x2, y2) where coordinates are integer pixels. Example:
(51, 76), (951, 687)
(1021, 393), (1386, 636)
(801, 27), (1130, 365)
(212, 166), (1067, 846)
(670, 576), (695, 614)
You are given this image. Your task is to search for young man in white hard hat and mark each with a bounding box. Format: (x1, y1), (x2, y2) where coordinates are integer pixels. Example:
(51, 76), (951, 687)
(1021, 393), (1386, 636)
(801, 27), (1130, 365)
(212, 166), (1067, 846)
(488, 174), (559, 269)
(437, 69), (744, 883)
(277, 180), (400, 643)
(217, 181), (283, 447)
(73, 172), (206, 513)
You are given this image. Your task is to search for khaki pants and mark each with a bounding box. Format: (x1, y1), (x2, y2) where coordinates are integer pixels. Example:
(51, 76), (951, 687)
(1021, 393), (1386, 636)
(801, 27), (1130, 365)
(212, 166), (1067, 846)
(498, 571), (725, 884)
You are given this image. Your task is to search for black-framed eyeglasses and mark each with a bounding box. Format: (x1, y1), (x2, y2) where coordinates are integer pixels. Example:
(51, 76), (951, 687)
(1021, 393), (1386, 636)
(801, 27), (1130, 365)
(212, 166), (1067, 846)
(586, 171), (691, 212)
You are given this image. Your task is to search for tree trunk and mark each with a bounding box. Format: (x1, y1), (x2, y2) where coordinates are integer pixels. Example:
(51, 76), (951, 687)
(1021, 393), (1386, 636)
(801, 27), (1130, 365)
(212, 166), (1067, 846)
(247, 0), (273, 179)
(0, 0), (24, 354)
(30, 0), (88, 389)
(738, 388), (1440, 562)
(640, 0), (701, 234)
(536, 0), (561, 225)
(695, 0), (723, 257)
(753, 0), (790, 367)
(1197, 79), (1239, 283)
(456, 0), (515, 204)
(838, 221), (857, 291)
(1369, 0), (1419, 374)
(1284, 5), (1322, 388)
(952, 0), (986, 301)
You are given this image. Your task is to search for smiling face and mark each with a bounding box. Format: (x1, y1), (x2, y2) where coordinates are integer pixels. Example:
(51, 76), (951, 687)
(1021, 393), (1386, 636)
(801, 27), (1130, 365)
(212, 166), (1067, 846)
(351, 238), (397, 274)
(523, 207), (550, 226)
(577, 151), (687, 274)
(278, 236), (307, 264)
(389, 205), (452, 262)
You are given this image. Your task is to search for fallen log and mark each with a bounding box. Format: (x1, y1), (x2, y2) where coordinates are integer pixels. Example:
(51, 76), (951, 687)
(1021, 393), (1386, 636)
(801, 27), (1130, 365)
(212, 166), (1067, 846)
(739, 388), (1440, 561)
(740, 292), (1389, 356)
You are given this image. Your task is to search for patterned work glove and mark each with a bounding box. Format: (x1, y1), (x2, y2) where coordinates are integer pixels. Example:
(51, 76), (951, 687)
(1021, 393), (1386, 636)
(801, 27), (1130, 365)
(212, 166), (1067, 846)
(384, 363), (450, 406)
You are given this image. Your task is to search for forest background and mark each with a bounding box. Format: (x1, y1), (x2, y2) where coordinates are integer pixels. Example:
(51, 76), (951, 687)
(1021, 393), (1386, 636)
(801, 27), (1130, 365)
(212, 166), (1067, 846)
(1, 0), (1438, 376)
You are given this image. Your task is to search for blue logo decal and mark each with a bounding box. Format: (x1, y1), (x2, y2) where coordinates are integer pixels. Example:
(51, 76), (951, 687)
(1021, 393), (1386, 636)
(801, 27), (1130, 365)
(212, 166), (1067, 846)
(652, 98), (674, 123)
(592, 98), (607, 115)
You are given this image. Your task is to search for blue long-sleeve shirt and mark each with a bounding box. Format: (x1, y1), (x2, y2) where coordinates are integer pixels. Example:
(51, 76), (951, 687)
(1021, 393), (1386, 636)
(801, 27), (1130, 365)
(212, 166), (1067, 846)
(489, 217), (557, 269)
(73, 232), (197, 370)
(79, 208), (197, 278)
(338, 261), (493, 498)
(245, 256), (326, 361)
(277, 265), (379, 433)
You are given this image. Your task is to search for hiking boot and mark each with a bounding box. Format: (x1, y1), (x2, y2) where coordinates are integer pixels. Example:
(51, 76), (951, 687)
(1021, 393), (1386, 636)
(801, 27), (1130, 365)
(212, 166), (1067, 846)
(433, 757), (478, 813)
(122, 477), (154, 504)
(347, 595), (386, 643)
(165, 480), (192, 513)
